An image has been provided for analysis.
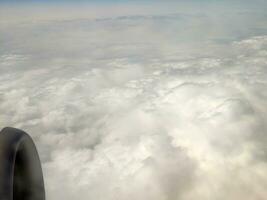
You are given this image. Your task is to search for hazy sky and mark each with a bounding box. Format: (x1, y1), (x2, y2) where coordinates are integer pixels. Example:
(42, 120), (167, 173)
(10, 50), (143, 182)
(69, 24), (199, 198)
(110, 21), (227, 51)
(1, 1), (267, 200)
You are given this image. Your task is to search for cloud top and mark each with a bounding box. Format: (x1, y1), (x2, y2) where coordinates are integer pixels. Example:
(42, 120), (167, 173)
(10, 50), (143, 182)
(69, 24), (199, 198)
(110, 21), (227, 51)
(1, 7), (267, 200)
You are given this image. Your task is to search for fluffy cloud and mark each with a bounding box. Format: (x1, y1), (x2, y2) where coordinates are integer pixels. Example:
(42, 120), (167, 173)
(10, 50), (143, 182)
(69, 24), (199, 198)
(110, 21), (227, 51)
(1, 9), (267, 200)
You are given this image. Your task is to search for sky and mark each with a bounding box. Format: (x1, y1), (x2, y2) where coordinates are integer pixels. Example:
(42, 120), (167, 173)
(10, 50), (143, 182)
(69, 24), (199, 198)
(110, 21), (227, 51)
(1, 1), (267, 200)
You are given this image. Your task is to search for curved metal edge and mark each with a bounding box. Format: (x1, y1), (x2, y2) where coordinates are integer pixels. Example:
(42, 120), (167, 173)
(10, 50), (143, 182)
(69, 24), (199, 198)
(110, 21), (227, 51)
(0, 127), (45, 200)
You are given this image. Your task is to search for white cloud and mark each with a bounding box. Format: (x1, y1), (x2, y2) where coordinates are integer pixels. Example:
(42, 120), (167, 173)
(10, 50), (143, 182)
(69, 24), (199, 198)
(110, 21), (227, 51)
(1, 9), (267, 200)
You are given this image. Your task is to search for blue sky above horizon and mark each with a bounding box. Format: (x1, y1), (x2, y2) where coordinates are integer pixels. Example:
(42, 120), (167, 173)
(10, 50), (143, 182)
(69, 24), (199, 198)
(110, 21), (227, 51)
(1, 0), (267, 16)
(1, 0), (267, 6)
(1, 0), (267, 19)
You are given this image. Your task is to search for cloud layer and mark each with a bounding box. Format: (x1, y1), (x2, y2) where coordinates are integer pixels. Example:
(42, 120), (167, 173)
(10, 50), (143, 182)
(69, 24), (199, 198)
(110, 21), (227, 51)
(1, 7), (267, 200)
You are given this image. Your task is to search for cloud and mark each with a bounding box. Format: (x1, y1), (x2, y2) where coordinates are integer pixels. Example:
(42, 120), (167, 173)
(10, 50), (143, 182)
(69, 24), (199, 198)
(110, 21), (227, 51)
(1, 8), (267, 200)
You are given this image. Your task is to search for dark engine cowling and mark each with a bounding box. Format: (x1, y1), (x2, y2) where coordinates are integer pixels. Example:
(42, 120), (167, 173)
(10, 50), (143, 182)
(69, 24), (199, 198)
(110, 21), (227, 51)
(0, 127), (45, 200)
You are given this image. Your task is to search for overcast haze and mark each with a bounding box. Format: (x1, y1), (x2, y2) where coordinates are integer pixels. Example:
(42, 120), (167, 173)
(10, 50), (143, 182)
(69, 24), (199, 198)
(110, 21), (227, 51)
(1, 1), (267, 200)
